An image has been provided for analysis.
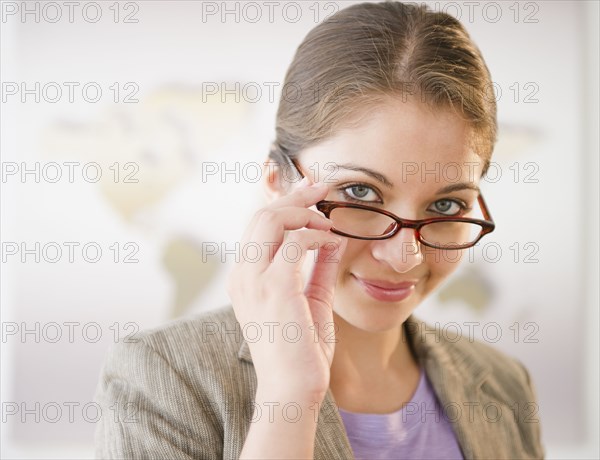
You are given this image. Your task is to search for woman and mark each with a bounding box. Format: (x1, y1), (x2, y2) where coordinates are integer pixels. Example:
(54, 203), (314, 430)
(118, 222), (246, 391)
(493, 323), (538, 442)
(95, 1), (545, 458)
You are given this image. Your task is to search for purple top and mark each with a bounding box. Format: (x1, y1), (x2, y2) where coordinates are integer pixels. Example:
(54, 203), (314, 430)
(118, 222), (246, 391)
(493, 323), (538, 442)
(338, 368), (464, 460)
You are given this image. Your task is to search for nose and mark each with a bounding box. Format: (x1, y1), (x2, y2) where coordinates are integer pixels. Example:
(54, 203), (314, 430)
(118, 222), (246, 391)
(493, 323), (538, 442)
(370, 226), (423, 273)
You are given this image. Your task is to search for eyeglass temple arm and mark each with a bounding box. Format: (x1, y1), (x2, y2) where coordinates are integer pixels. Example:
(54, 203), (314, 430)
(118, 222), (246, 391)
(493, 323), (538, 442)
(478, 194), (495, 224)
(269, 146), (307, 179)
(289, 157), (306, 179)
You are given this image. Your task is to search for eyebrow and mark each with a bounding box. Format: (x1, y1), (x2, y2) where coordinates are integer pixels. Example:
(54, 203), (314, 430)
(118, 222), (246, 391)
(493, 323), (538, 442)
(333, 163), (480, 194)
(436, 183), (480, 194)
(334, 163), (394, 188)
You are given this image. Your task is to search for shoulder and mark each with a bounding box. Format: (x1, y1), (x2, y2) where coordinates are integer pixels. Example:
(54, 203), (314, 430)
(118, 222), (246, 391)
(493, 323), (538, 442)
(94, 305), (246, 458)
(410, 317), (536, 402)
(99, 304), (249, 393)
(450, 331), (531, 382)
(128, 303), (243, 361)
(435, 327), (544, 458)
(451, 328), (533, 394)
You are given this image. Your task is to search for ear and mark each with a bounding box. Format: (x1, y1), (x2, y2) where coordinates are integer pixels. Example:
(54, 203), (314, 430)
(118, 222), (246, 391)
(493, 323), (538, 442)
(262, 156), (291, 203)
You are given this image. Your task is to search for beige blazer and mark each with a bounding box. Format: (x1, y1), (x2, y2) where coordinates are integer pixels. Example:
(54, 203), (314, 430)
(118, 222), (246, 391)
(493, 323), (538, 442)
(94, 304), (545, 459)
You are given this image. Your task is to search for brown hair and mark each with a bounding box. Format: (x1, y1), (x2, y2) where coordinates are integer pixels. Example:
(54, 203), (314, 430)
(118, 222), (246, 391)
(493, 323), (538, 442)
(270, 0), (497, 176)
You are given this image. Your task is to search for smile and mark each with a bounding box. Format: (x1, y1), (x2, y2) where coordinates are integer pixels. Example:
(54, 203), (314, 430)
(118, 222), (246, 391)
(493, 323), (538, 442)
(351, 275), (417, 302)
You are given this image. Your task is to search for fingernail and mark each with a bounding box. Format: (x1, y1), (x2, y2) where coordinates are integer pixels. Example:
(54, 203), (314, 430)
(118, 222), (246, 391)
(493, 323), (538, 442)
(292, 177), (308, 190)
(296, 177), (309, 188)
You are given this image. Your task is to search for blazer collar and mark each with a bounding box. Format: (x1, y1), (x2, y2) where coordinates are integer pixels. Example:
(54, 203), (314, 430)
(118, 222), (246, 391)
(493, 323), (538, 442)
(237, 313), (492, 459)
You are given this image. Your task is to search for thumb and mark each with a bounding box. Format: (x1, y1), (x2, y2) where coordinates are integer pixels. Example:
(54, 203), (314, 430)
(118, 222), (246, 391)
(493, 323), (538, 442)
(305, 237), (347, 315)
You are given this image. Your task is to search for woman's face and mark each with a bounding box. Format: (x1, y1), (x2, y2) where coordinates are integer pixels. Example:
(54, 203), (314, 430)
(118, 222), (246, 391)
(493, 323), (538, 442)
(275, 97), (485, 333)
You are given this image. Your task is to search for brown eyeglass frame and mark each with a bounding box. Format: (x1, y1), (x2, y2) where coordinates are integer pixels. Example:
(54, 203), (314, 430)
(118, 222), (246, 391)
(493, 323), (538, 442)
(273, 151), (496, 250)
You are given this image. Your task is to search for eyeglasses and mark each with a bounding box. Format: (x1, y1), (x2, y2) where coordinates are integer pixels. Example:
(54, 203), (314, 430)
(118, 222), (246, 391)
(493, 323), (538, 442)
(275, 151), (495, 250)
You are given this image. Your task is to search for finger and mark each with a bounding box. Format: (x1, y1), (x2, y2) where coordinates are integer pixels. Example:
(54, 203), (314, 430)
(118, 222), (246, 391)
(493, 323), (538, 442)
(239, 181), (329, 245)
(243, 207), (333, 271)
(233, 228), (335, 301)
(305, 237), (348, 328)
(267, 229), (341, 291)
(267, 181), (330, 211)
(258, 229), (341, 328)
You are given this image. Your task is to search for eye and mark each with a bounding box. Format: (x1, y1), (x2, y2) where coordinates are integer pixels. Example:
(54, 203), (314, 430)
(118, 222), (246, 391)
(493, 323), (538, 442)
(338, 183), (382, 204)
(429, 199), (467, 216)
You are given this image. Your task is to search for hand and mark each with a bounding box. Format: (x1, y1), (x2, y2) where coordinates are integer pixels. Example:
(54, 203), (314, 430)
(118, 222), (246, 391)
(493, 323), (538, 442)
(227, 178), (347, 400)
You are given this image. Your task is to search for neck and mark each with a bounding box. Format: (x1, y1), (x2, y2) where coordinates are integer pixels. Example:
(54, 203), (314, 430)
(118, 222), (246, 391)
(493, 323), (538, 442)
(329, 312), (419, 390)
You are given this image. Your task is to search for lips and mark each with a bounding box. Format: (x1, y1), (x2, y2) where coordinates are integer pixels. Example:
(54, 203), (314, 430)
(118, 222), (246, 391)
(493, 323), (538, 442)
(352, 274), (418, 302)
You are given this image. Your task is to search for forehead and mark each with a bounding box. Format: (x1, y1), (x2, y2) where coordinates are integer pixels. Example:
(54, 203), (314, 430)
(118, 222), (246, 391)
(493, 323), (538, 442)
(301, 97), (483, 187)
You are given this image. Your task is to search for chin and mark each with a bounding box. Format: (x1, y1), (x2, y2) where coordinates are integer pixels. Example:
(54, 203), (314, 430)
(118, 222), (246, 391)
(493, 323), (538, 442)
(332, 291), (420, 334)
(333, 305), (414, 334)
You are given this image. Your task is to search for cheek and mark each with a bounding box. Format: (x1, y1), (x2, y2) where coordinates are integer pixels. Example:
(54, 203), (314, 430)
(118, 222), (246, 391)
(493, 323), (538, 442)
(423, 248), (465, 282)
(335, 239), (368, 269)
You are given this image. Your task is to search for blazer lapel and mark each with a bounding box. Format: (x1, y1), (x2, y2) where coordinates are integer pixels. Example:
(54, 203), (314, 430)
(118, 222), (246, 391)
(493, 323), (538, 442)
(314, 388), (355, 459)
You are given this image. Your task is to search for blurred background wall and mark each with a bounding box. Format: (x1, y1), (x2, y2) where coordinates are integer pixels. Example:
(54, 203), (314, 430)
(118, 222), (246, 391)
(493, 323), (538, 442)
(1, 1), (598, 458)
